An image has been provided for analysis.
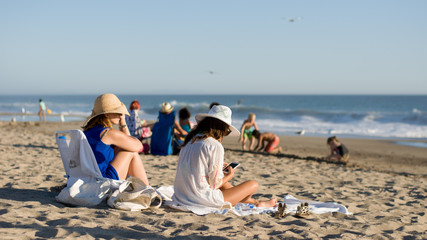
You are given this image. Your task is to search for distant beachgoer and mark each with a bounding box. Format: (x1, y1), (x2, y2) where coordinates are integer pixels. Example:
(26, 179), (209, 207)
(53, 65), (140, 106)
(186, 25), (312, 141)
(126, 100), (144, 140)
(173, 107), (196, 154)
(151, 102), (187, 156)
(125, 99), (151, 154)
(38, 99), (47, 122)
(83, 93), (149, 185)
(178, 107), (195, 134)
(239, 113), (259, 151)
(326, 136), (349, 163)
(252, 130), (283, 154)
(209, 102), (220, 109)
(172, 105), (277, 208)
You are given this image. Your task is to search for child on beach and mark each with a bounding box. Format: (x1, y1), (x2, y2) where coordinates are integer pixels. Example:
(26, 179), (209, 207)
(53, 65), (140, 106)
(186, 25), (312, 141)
(239, 113), (259, 151)
(38, 99), (47, 122)
(252, 130), (283, 154)
(173, 107), (196, 154)
(176, 107), (195, 138)
(83, 93), (149, 185)
(172, 105), (277, 208)
(326, 136), (350, 163)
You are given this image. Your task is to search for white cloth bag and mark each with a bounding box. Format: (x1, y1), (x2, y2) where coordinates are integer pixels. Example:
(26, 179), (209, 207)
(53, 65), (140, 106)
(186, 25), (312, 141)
(108, 177), (162, 211)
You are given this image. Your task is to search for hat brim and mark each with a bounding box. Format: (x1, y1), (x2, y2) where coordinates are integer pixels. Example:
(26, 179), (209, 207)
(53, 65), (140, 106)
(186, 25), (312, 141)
(84, 102), (129, 126)
(195, 114), (240, 137)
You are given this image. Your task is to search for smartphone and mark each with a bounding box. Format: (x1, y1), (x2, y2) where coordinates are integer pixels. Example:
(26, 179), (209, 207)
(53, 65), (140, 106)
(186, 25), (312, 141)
(223, 162), (240, 173)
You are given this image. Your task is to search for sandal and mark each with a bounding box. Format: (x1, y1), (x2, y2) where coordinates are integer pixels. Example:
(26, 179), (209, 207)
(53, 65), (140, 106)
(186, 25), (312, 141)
(295, 202), (309, 218)
(275, 202), (287, 218)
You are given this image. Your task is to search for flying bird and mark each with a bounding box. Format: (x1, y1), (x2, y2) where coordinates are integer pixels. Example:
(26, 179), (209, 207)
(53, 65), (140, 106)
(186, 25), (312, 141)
(284, 17), (303, 23)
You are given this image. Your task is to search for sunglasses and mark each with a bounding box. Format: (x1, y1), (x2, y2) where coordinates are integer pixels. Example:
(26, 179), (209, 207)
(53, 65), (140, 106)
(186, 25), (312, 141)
(225, 128), (232, 136)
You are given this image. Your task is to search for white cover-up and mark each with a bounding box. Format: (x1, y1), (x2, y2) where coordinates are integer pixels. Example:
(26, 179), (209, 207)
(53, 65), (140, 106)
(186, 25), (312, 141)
(172, 137), (232, 210)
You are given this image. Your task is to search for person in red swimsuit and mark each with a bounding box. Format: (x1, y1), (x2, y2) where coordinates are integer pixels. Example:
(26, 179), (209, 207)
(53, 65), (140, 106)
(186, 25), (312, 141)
(252, 130), (283, 154)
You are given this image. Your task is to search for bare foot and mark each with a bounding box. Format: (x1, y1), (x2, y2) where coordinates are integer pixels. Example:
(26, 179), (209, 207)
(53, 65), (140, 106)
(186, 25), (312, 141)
(256, 198), (277, 208)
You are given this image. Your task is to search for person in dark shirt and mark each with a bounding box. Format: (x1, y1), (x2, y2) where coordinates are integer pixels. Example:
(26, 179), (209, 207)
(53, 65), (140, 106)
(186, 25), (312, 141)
(326, 136), (349, 163)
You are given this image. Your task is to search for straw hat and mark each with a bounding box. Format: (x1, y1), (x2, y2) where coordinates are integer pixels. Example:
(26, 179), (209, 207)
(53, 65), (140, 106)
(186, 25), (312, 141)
(161, 102), (174, 113)
(84, 93), (129, 125)
(195, 105), (240, 136)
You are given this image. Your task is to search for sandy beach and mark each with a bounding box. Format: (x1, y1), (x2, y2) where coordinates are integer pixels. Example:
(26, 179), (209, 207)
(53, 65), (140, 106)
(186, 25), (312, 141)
(0, 121), (426, 239)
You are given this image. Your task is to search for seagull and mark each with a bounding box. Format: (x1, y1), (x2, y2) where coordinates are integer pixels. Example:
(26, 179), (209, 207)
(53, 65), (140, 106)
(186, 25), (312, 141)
(207, 70), (216, 75)
(296, 129), (305, 135)
(284, 17), (303, 23)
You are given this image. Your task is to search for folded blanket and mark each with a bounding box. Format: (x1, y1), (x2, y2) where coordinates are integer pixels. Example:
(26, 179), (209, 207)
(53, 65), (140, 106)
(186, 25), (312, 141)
(156, 186), (352, 216)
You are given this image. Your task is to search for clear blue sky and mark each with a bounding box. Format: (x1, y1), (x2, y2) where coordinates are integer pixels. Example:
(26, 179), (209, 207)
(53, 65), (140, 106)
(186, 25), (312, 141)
(1, 1), (426, 95)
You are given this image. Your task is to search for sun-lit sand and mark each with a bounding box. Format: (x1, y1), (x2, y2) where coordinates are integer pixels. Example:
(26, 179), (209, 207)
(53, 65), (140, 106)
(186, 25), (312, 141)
(0, 121), (426, 239)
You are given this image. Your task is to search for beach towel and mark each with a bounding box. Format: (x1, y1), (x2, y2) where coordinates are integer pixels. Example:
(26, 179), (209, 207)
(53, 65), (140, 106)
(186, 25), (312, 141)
(156, 186), (352, 216)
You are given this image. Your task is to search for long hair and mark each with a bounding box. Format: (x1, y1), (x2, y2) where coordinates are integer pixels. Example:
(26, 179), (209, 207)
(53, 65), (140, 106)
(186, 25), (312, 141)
(327, 136), (338, 144)
(183, 117), (229, 147)
(83, 114), (112, 131)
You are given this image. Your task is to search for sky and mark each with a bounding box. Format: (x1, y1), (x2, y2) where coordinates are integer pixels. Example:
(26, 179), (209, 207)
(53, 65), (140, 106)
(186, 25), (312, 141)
(1, 1), (426, 95)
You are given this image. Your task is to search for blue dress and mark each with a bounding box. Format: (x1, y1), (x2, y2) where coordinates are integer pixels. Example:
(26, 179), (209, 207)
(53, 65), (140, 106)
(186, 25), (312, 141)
(150, 111), (175, 156)
(84, 125), (119, 180)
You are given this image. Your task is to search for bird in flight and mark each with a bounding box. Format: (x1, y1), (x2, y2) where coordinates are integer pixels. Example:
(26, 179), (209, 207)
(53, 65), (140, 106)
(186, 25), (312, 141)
(284, 17), (303, 23)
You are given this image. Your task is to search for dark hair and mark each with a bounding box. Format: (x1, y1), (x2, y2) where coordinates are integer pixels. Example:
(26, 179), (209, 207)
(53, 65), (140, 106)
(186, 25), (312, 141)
(252, 129), (260, 138)
(183, 117), (229, 146)
(179, 107), (191, 120)
(209, 102), (220, 109)
(327, 136), (338, 143)
(83, 114), (112, 131)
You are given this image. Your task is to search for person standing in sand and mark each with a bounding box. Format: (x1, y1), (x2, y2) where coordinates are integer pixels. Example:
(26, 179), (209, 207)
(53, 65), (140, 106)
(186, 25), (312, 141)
(239, 113), (259, 151)
(252, 130), (283, 154)
(38, 99), (47, 122)
(172, 105), (277, 208)
(326, 136), (349, 163)
(83, 93), (149, 185)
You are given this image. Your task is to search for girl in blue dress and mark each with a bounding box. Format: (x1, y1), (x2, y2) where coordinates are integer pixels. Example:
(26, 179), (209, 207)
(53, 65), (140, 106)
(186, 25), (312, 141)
(83, 93), (149, 185)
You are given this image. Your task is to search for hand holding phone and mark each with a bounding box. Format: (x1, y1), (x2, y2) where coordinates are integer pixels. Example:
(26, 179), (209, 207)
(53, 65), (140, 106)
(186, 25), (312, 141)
(223, 162), (240, 174)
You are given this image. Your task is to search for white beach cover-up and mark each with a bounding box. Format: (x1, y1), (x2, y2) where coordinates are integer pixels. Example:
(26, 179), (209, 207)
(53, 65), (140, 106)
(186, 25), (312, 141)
(171, 137), (232, 212)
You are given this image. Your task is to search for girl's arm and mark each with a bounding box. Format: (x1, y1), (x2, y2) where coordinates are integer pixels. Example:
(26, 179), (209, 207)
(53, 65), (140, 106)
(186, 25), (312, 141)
(102, 129), (143, 152)
(239, 123), (247, 141)
(119, 114), (131, 136)
(218, 166), (235, 188)
(253, 122), (259, 131)
(174, 119), (188, 135)
(255, 136), (265, 151)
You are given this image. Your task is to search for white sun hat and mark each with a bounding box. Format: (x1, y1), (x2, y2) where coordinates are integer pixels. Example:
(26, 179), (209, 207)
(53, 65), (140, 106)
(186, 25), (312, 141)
(195, 105), (240, 137)
(160, 102), (174, 114)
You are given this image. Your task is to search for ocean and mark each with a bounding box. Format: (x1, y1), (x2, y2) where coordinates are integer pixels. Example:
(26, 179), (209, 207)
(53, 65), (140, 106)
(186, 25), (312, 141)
(1, 95), (426, 141)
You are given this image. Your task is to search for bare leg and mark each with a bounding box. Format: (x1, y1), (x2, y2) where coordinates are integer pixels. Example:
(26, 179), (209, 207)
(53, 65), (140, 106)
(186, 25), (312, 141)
(221, 180), (277, 207)
(242, 137), (247, 150)
(110, 150), (149, 185)
(269, 146), (283, 154)
(249, 138), (255, 151)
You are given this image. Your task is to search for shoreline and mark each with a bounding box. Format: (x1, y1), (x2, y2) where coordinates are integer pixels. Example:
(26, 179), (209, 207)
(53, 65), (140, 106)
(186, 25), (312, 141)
(2, 121), (426, 177)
